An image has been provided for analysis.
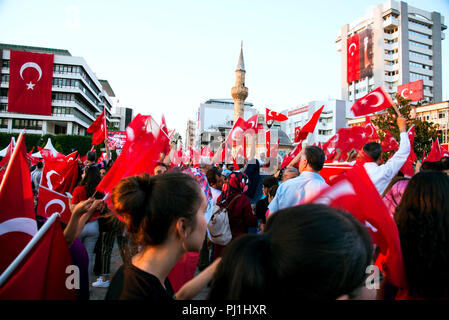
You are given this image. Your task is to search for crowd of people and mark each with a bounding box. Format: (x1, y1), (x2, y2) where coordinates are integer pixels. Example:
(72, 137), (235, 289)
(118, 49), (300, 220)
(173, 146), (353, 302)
(13, 114), (449, 300)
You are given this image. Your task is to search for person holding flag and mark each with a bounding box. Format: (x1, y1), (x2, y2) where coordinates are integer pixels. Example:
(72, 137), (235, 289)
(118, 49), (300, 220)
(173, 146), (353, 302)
(359, 116), (410, 195)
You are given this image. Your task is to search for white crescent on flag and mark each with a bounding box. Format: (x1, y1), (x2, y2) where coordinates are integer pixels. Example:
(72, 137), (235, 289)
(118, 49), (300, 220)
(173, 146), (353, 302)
(348, 43), (357, 56)
(366, 91), (384, 108)
(20, 62), (42, 81)
(46, 170), (63, 190)
(45, 199), (66, 216)
(401, 88), (409, 98)
(0, 218), (38, 237)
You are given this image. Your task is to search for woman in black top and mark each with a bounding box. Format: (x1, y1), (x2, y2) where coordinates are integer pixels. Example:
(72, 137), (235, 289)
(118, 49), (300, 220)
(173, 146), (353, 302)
(106, 172), (220, 300)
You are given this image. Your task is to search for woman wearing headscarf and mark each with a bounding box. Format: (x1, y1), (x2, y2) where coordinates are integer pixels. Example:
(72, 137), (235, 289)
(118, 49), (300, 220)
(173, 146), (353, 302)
(212, 171), (257, 260)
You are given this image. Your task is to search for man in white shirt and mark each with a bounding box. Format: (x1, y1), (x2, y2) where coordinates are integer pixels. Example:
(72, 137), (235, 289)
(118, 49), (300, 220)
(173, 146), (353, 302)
(362, 116), (410, 195)
(267, 146), (328, 217)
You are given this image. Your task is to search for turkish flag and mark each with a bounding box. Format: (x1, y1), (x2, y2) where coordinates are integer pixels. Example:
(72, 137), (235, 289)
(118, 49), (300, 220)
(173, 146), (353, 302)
(8, 51), (54, 116)
(226, 117), (246, 145)
(397, 80), (423, 102)
(296, 105), (325, 141)
(40, 158), (79, 194)
(97, 114), (167, 195)
(351, 87), (394, 117)
(36, 186), (71, 223)
(265, 130), (271, 157)
(347, 33), (360, 83)
(320, 162), (353, 185)
(266, 108), (288, 122)
(281, 142), (302, 169)
(381, 130), (399, 152)
(270, 138), (280, 159)
(0, 132), (37, 275)
(294, 126), (301, 143)
(364, 116), (380, 142)
(160, 115), (171, 155)
(38, 146), (65, 161)
(306, 164), (407, 290)
(425, 138), (447, 162)
(87, 109), (107, 145)
(244, 114), (263, 134)
(0, 215), (76, 300)
(400, 125), (416, 177)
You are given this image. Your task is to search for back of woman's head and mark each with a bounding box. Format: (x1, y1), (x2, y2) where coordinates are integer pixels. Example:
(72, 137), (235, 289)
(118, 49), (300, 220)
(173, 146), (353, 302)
(111, 172), (203, 246)
(81, 166), (102, 198)
(209, 204), (372, 300)
(394, 171), (449, 299)
(421, 160), (444, 172)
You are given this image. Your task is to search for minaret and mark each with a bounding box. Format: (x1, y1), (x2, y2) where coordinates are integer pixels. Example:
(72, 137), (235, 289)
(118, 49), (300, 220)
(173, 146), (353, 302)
(231, 42), (248, 124)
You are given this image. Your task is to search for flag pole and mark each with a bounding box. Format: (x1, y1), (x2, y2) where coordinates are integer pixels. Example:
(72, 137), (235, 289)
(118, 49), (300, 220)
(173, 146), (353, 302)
(0, 130), (26, 193)
(0, 213), (60, 288)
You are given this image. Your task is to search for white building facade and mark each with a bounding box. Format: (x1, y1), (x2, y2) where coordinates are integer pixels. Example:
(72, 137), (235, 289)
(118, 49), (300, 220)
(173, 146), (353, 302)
(0, 44), (114, 135)
(281, 99), (351, 146)
(336, 0), (446, 104)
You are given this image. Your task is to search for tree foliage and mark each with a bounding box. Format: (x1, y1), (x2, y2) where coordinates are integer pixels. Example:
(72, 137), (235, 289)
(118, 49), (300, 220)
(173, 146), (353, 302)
(371, 94), (441, 161)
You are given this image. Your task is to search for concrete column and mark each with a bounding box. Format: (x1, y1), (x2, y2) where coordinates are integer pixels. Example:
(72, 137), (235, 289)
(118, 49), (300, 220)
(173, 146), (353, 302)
(42, 120), (48, 134)
(7, 118), (12, 133)
(432, 11), (443, 103)
(399, 1), (410, 85)
(67, 122), (73, 135)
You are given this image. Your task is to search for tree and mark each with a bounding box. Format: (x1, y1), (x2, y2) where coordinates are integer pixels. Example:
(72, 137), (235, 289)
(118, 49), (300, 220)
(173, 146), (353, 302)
(371, 94), (440, 161)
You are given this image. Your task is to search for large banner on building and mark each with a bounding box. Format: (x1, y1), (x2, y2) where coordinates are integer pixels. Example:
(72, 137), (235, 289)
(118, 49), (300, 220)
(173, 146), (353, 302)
(347, 29), (373, 83)
(107, 131), (126, 149)
(397, 80), (423, 102)
(8, 50), (54, 115)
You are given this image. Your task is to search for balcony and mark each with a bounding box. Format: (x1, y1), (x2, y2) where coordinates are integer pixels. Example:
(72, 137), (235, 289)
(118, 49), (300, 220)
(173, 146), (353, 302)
(383, 16), (399, 28)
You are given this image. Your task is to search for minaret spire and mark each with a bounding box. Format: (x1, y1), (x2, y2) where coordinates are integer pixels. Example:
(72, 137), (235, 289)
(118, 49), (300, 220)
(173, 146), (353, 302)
(231, 42), (248, 124)
(237, 41), (245, 71)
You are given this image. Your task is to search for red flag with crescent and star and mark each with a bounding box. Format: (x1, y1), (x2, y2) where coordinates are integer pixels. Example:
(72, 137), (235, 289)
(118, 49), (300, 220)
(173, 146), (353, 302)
(36, 186), (72, 223)
(351, 87), (394, 117)
(347, 33), (360, 83)
(8, 50), (54, 115)
(397, 80), (423, 102)
(266, 108), (288, 122)
(381, 130), (399, 152)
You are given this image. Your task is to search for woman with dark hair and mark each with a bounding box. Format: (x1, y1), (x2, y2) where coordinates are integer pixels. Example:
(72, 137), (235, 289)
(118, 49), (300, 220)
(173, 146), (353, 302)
(208, 204), (374, 300)
(72, 166), (105, 280)
(212, 171), (257, 260)
(394, 171), (449, 299)
(105, 172), (220, 300)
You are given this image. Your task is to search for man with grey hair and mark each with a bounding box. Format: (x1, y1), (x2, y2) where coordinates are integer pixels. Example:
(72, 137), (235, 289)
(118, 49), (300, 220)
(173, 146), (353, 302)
(268, 146), (328, 217)
(282, 166), (299, 182)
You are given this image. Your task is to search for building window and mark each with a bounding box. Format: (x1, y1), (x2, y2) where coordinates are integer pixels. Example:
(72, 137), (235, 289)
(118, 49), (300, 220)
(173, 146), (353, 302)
(409, 30), (431, 40)
(1, 74), (8, 84)
(409, 51), (431, 60)
(410, 72), (431, 81)
(12, 119), (43, 130)
(409, 19), (431, 29)
(0, 118), (8, 128)
(409, 40), (432, 50)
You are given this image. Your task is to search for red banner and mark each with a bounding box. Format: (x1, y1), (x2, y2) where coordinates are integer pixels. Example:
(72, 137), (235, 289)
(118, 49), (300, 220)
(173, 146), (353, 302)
(8, 51), (54, 115)
(397, 80), (423, 102)
(347, 33), (360, 83)
(351, 87), (394, 117)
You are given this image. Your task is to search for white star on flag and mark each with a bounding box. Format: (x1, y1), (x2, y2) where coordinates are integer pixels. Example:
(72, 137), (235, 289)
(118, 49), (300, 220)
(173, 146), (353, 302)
(361, 99), (368, 105)
(26, 82), (35, 90)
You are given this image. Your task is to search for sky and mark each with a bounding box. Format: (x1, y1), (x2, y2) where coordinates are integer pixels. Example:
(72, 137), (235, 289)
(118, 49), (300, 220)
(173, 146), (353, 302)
(0, 0), (448, 140)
